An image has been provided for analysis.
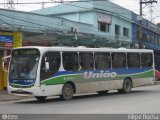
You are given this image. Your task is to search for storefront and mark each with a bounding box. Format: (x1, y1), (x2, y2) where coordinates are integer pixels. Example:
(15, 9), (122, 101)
(0, 31), (22, 90)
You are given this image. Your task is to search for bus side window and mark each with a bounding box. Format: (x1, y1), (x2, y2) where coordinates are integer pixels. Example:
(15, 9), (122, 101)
(141, 53), (153, 67)
(127, 53), (140, 68)
(95, 52), (111, 69)
(112, 53), (126, 68)
(79, 52), (94, 70)
(40, 52), (61, 81)
(63, 52), (79, 71)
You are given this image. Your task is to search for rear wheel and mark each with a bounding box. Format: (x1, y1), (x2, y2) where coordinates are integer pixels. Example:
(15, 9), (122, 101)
(35, 96), (47, 101)
(97, 90), (109, 95)
(118, 78), (132, 94)
(60, 83), (74, 101)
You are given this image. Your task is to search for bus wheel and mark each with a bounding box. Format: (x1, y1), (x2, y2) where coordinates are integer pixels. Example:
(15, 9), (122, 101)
(118, 78), (132, 94)
(35, 96), (47, 101)
(60, 83), (74, 100)
(97, 90), (109, 95)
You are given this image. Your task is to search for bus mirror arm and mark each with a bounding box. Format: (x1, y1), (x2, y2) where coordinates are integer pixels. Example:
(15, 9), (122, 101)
(2, 55), (11, 72)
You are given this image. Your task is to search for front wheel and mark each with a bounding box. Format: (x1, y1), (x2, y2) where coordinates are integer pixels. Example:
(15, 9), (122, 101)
(60, 83), (74, 101)
(118, 79), (132, 94)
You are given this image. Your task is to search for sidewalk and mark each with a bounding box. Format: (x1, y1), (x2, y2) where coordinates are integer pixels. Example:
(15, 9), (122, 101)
(0, 90), (31, 102)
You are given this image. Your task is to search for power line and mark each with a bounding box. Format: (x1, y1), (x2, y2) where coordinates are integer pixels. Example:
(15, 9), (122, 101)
(140, 0), (157, 16)
(6, 0), (15, 10)
(0, 0), (108, 5)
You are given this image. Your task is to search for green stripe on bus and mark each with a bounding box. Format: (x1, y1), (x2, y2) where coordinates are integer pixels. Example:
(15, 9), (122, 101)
(41, 70), (153, 85)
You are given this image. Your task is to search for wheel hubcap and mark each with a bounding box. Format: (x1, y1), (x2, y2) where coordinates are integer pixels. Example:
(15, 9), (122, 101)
(64, 87), (72, 97)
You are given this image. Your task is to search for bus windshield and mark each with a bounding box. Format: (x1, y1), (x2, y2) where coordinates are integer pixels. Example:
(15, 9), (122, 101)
(9, 49), (40, 80)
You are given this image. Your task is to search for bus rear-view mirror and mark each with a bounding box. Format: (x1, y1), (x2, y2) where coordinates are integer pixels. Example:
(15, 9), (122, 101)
(2, 55), (11, 72)
(45, 62), (49, 71)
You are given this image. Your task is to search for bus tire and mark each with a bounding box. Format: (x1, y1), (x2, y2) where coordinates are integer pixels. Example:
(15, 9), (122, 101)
(60, 83), (74, 100)
(35, 96), (47, 101)
(118, 78), (132, 94)
(97, 90), (109, 95)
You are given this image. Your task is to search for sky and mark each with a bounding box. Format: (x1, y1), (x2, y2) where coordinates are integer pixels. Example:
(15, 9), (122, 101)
(0, 0), (160, 24)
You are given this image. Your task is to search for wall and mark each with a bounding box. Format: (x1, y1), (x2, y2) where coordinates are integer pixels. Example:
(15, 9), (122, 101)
(57, 12), (95, 25)
(111, 15), (132, 42)
(60, 12), (132, 45)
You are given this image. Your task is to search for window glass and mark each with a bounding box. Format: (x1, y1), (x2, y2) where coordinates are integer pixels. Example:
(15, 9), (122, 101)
(151, 35), (154, 43)
(155, 37), (158, 45)
(40, 52), (60, 80)
(142, 33), (147, 41)
(112, 53), (126, 68)
(95, 52), (111, 69)
(141, 53), (153, 67)
(63, 52), (79, 71)
(154, 55), (160, 71)
(79, 52), (94, 70)
(9, 55), (39, 80)
(136, 30), (140, 40)
(98, 22), (110, 32)
(123, 27), (129, 37)
(127, 53), (140, 68)
(147, 34), (151, 42)
(115, 25), (120, 35)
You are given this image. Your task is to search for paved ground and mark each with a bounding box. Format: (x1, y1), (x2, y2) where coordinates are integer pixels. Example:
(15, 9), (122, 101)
(0, 81), (160, 102)
(1, 85), (160, 114)
(0, 90), (31, 102)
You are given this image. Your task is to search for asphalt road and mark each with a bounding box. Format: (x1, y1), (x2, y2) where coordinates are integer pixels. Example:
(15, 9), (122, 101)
(0, 85), (160, 115)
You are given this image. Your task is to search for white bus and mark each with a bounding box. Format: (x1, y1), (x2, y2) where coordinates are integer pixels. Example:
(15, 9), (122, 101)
(3, 46), (155, 101)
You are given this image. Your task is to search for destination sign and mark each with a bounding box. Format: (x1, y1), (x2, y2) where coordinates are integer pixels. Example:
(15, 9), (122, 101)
(12, 49), (40, 55)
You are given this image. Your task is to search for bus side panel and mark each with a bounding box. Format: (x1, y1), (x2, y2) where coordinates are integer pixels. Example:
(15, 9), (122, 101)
(75, 80), (123, 94)
(132, 77), (153, 87)
(40, 84), (63, 96)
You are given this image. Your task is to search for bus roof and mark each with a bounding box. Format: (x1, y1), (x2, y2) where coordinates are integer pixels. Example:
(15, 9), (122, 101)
(12, 46), (154, 53)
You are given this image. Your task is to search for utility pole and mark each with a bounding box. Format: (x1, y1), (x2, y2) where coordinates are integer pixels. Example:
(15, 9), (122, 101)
(140, 0), (157, 17)
(42, 2), (45, 9)
(7, 0), (15, 10)
(149, 4), (154, 22)
(138, 0), (157, 48)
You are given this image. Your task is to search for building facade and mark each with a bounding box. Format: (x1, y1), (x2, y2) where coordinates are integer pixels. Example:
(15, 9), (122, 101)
(33, 0), (133, 47)
(33, 0), (160, 49)
(132, 12), (160, 50)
